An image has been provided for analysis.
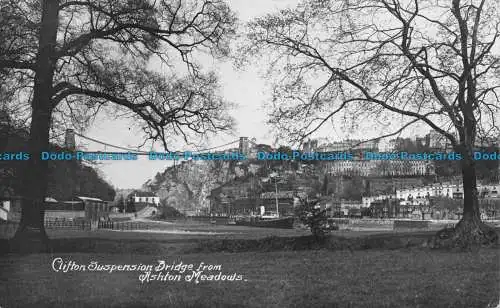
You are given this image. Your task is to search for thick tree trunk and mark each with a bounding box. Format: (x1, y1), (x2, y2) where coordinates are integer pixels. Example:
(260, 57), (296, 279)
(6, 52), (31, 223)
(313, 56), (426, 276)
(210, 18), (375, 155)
(460, 154), (481, 219)
(10, 107), (53, 252)
(9, 0), (59, 253)
(431, 151), (498, 249)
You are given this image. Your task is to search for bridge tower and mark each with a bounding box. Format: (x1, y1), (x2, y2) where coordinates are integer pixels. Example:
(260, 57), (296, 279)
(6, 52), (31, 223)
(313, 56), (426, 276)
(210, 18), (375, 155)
(65, 129), (76, 150)
(239, 137), (249, 156)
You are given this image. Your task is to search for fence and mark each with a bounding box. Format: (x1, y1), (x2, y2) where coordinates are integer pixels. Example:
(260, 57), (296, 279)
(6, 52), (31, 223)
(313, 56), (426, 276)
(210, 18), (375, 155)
(108, 212), (136, 220)
(45, 210), (86, 220)
(45, 218), (90, 230)
(0, 218), (91, 237)
(1, 219), (154, 236)
(327, 218), (395, 225)
(98, 221), (151, 230)
(325, 217), (499, 230)
(326, 218), (395, 231)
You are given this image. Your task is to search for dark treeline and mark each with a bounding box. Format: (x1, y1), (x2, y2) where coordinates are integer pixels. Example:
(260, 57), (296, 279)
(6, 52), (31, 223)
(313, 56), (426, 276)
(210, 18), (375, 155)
(0, 110), (115, 201)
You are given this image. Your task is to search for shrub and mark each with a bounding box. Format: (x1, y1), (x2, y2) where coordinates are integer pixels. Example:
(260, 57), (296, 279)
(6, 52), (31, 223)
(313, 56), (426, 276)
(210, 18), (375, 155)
(294, 198), (329, 240)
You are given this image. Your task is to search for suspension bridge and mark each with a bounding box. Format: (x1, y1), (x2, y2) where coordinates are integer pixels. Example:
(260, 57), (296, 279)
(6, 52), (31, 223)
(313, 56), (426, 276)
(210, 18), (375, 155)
(68, 131), (258, 158)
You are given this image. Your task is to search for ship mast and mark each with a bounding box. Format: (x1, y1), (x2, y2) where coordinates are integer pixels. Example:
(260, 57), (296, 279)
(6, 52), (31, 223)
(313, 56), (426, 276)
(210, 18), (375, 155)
(274, 177), (279, 217)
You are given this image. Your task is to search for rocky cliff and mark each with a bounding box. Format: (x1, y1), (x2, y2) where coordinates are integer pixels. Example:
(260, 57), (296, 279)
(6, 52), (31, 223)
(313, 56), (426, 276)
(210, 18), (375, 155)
(142, 159), (251, 213)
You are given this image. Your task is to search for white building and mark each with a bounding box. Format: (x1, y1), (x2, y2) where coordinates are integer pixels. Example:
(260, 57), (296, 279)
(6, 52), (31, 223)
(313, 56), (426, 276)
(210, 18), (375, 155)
(328, 160), (433, 177)
(364, 181), (499, 209)
(396, 183), (463, 200)
(378, 139), (396, 152)
(319, 139), (379, 152)
(479, 184), (500, 198)
(362, 194), (396, 208)
(131, 191), (160, 206)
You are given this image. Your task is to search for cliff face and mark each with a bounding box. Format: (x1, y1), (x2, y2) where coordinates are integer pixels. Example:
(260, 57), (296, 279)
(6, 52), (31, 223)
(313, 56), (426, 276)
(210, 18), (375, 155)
(142, 159), (248, 213)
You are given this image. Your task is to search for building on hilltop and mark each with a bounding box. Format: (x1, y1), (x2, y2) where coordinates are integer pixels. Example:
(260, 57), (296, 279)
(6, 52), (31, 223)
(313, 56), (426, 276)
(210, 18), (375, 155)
(318, 139), (379, 152)
(302, 139), (319, 152)
(326, 160), (434, 177)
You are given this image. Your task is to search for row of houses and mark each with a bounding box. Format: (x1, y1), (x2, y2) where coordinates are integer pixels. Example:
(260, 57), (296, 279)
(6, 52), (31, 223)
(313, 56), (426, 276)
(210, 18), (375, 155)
(320, 197), (499, 220)
(396, 183), (500, 200)
(326, 160), (434, 177)
(362, 182), (500, 208)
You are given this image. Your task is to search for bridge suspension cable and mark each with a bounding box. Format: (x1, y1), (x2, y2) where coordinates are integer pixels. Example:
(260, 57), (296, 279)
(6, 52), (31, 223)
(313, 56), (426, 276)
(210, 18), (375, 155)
(73, 132), (241, 155)
(74, 132), (149, 154)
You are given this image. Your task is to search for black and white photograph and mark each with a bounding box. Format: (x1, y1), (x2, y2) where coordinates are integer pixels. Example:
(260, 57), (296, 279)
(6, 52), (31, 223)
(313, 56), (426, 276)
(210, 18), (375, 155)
(0, 0), (499, 307)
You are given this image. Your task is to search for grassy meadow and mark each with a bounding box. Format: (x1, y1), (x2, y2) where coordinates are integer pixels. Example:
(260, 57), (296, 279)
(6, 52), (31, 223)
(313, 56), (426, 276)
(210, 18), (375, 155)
(0, 221), (499, 308)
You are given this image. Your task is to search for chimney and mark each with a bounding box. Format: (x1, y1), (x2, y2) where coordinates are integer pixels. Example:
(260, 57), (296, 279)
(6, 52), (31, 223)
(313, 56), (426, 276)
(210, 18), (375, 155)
(65, 129), (76, 150)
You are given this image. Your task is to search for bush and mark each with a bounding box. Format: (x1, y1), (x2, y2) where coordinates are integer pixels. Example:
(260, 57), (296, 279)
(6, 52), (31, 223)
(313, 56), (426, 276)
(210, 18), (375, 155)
(159, 204), (184, 219)
(294, 198), (329, 240)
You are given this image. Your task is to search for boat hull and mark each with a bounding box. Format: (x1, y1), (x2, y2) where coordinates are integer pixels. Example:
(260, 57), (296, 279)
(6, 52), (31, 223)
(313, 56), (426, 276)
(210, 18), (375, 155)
(234, 217), (295, 229)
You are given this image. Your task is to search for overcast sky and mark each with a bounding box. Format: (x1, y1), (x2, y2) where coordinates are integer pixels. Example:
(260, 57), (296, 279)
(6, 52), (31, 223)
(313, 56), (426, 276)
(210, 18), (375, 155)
(83, 0), (304, 189)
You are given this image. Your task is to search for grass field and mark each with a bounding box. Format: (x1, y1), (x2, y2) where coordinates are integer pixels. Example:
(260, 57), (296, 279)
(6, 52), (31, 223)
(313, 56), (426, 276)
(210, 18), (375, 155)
(0, 222), (499, 308)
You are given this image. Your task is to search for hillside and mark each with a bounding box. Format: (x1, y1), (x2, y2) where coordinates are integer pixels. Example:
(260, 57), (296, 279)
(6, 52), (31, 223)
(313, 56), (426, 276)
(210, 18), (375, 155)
(142, 157), (328, 213)
(140, 141), (498, 215)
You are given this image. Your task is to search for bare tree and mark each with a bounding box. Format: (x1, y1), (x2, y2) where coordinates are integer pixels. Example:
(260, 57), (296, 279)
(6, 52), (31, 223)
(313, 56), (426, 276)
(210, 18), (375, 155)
(239, 0), (499, 247)
(0, 0), (237, 251)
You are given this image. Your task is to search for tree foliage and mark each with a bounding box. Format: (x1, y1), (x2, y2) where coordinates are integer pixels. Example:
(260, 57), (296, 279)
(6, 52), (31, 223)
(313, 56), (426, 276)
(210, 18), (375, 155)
(0, 0), (238, 147)
(341, 176), (363, 200)
(159, 199), (184, 218)
(294, 198), (329, 239)
(125, 197), (136, 213)
(117, 195), (125, 213)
